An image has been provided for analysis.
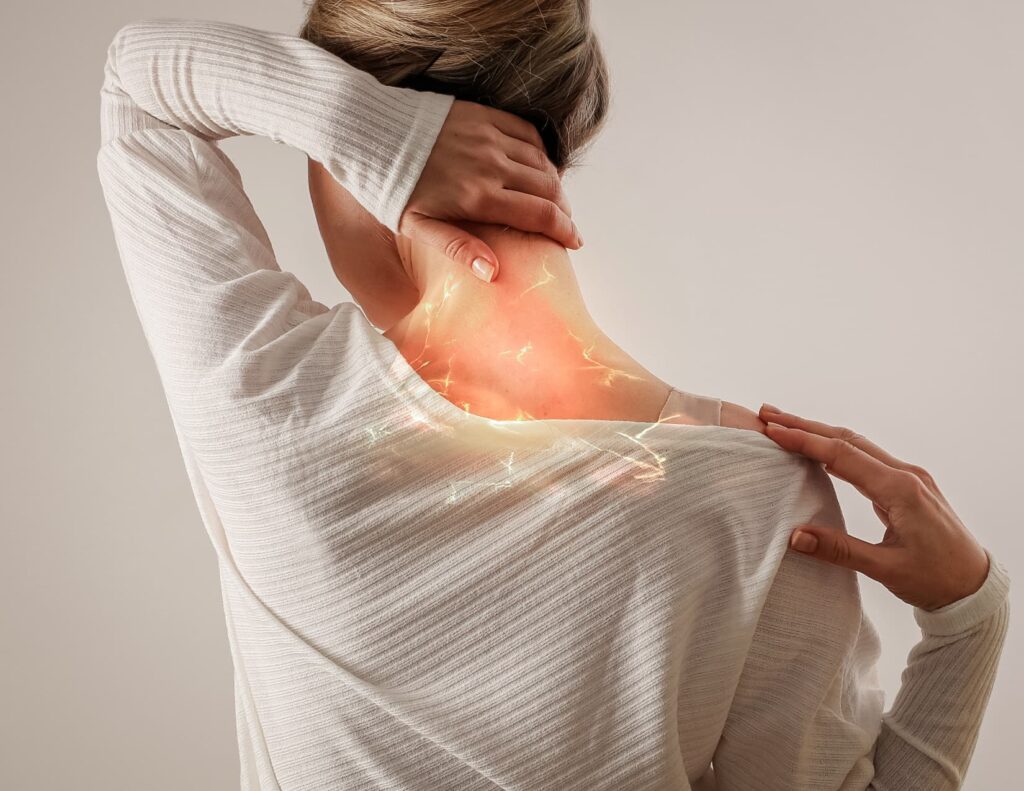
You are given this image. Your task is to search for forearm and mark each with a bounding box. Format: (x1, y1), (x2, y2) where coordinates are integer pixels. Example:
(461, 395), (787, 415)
(869, 549), (1011, 790)
(99, 17), (453, 230)
(712, 461), (1013, 790)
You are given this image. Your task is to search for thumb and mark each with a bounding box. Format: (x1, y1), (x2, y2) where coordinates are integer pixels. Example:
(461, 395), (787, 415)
(788, 525), (884, 579)
(400, 214), (500, 283)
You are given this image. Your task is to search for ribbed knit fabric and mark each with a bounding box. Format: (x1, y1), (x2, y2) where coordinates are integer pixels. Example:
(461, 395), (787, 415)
(96, 18), (1011, 791)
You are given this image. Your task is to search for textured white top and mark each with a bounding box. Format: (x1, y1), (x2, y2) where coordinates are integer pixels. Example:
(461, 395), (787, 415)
(96, 18), (1011, 791)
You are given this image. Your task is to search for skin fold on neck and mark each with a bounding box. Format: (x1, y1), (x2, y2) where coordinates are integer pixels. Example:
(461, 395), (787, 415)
(383, 223), (674, 422)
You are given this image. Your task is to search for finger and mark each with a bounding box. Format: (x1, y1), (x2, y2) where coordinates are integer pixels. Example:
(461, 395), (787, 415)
(481, 191), (581, 249)
(760, 404), (945, 500)
(401, 214), (500, 282)
(762, 422), (909, 510)
(759, 405), (912, 472)
(502, 135), (558, 179)
(501, 161), (572, 218)
(487, 107), (546, 151)
(788, 525), (892, 581)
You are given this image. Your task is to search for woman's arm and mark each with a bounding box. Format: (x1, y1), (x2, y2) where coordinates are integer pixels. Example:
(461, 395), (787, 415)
(712, 459), (1010, 790)
(96, 18), (455, 411)
(99, 18), (452, 230)
(869, 552), (1010, 790)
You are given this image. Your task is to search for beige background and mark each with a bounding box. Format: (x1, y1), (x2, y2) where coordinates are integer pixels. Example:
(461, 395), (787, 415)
(2, 1), (1020, 788)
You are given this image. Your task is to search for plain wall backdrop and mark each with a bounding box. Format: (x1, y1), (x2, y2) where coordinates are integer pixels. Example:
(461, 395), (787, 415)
(2, 1), (1020, 788)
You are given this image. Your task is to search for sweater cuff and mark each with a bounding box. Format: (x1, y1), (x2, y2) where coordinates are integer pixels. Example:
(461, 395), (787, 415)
(913, 547), (1011, 636)
(372, 90), (454, 234)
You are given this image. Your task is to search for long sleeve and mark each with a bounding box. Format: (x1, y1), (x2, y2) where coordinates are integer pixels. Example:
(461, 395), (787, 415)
(712, 458), (1011, 790)
(95, 18), (453, 411)
(869, 547), (1011, 790)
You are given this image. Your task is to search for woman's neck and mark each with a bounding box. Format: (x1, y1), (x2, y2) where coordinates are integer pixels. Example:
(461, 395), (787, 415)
(383, 226), (672, 421)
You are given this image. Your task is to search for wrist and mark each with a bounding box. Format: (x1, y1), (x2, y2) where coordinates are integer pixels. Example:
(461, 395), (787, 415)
(913, 548), (1011, 635)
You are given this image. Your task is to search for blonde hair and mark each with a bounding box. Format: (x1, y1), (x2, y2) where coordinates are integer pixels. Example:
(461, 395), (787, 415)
(297, 0), (609, 170)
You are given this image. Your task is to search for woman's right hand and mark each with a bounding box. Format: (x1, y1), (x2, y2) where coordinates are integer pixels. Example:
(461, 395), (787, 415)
(399, 99), (580, 283)
(757, 403), (991, 611)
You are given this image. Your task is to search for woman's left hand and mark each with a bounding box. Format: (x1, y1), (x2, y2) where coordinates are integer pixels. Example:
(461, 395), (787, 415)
(399, 99), (582, 283)
(758, 403), (991, 611)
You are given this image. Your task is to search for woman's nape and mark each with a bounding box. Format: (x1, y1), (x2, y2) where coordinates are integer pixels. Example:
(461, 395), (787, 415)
(308, 161), (672, 422)
(383, 222), (677, 422)
(307, 151), (767, 430)
(298, 0), (679, 421)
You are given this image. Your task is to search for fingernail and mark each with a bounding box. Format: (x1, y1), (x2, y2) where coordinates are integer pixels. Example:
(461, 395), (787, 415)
(791, 532), (818, 553)
(764, 421), (786, 433)
(471, 258), (496, 283)
(761, 402), (782, 413)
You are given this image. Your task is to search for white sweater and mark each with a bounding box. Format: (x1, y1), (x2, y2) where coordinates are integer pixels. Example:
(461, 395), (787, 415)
(96, 18), (1011, 791)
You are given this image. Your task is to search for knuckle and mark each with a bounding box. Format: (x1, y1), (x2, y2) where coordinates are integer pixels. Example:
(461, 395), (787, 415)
(443, 236), (471, 262)
(458, 183), (485, 212)
(489, 149), (509, 173)
(909, 475), (932, 501)
(514, 144), (539, 171)
(476, 124), (501, 147)
(895, 469), (928, 500)
(828, 436), (858, 466)
(546, 172), (563, 198)
(474, 188), (496, 212)
(836, 425), (866, 444)
(828, 538), (851, 567)
(539, 199), (562, 229)
(905, 463), (936, 488)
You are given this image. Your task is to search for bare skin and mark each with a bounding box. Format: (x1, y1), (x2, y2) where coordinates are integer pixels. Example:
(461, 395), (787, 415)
(381, 223), (764, 426)
(385, 224), (670, 422)
(310, 152), (990, 609)
(308, 172), (763, 427)
(307, 82), (987, 615)
(306, 100), (765, 428)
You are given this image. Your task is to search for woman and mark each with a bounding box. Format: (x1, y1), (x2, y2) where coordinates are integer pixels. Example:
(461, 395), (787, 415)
(96, 4), (1009, 790)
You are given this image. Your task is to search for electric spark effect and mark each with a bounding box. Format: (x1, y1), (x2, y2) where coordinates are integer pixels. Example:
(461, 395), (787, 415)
(499, 340), (534, 366)
(515, 260), (556, 300)
(368, 257), (693, 484)
(567, 329), (647, 389)
(445, 451), (519, 504)
(424, 351), (459, 396)
(406, 272), (462, 371)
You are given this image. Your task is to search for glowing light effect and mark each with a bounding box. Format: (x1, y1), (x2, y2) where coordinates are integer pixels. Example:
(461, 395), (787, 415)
(445, 451), (519, 504)
(499, 340), (534, 366)
(561, 328), (646, 389)
(371, 258), (694, 484)
(515, 260), (556, 300)
(424, 351), (458, 397)
(406, 272), (462, 372)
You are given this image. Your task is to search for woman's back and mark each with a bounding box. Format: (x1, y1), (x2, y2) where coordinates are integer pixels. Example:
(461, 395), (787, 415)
(184, 300), (880, 789)
(97, 18), (1009, 790)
